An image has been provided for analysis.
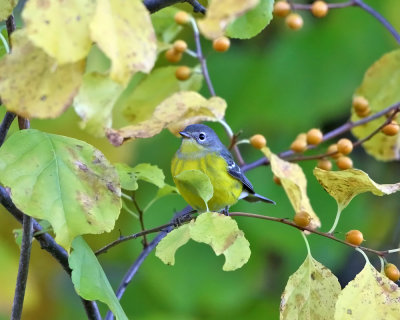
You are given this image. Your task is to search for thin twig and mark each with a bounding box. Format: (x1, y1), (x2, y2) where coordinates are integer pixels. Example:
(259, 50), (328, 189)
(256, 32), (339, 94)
(0, 186), (101, 320)
(143, 0), (206, 14)
(191, 18), (216, 96)
(0, 111), (16, 147)
(11, 214), (33, 320)
(291, 1), (355, 10)
(132, 194), (148, 248)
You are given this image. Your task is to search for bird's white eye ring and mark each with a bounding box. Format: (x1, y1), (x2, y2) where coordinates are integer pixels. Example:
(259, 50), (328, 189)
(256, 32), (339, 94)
(199, 132), (206, 140)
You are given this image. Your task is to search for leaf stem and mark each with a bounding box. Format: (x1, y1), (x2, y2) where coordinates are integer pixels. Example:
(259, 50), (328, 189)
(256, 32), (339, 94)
(379, 256), (385, 273)
(388, 248), (400, 254)
(355, 247), (370, 264)
(301, 232), (311, 256)
(328, 206), (342, 234)
(11, 214), (33, 320)
(0, 31), (9, 53)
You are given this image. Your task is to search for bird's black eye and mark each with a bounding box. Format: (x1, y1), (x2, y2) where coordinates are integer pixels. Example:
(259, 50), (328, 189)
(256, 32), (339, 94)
(199, 132), (206, 141)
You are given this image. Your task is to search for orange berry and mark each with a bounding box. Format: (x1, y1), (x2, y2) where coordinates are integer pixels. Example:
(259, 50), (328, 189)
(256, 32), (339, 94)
(336, 156), (353, 170)
(311, 1), (328, 18)
(250, 134), (267, 149)
(327, 144), (342, 159)
(345, 230), (363, 246)
(337, 138), (353, 155)
(381, 121), (399, 136)
(294, 211), (311, 228)
(355, 107), (371, 118)
(317, 159), (332, 171)
(165, 48), (182, 63)
(290, 139), (307, 153)
(175, 66), (191, 81)
(384, 263), (400, 282)
(286, 13), (303, 30)
(213, 36), (230, 52)
(174, 11), (190, 25)
(273, 1), (291, 17)
(273, 175), (282, 186)
(353, 96), (369, 113)
(306, 128), (323, 145)
(173, 40), (188, 53)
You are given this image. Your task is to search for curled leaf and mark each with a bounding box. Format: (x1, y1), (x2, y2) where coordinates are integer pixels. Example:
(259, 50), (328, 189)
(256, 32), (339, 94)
(280, 254), (341, 320)
(107, 91), (226, 146)
(261, 147), (320, 228)
(335, 262), (400, 319)
(0, 31), (85, 119)
(156, 212), (251, 271)
(351, 49), (400, 161)
(90, 0), (157, 85)
(314, 167), (400, 211)
(115, 163), (165, 191)
(22, 0), (95, 63)
(198, 0), (259, 39)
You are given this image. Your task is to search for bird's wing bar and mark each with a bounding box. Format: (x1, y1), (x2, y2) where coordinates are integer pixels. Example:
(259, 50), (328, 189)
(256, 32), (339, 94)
(221, 149), (255, 193)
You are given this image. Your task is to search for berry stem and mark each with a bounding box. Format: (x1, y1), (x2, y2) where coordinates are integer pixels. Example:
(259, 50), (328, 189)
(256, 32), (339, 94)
(379, 256), (385, 273)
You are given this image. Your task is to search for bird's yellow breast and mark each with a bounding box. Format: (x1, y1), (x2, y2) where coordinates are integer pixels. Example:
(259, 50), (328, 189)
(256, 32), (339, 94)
(171, 140), (242, 212)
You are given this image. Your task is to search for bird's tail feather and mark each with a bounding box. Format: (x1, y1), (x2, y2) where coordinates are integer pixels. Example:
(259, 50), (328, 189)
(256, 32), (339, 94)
(243, 193), (276, 205)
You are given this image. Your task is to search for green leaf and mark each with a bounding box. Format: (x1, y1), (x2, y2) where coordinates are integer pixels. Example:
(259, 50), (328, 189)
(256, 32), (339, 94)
(90, 0), (157, 85)
(351, 49), (400, 161)
(0, 30), (85, 119)
(226, 0), (273, 39)
(69, 237), (128, 320)
(156, 212), (251, 271)
(13, 228), (22, 248)
(108, 91), (226, 146)
(335, 262), (400, 319)
(116, 66), (203, 125)
(0, 0), (17, 21)
(198, 0), (259, 39)
(155, 224), (191, 265)
(314, 167), (400, 211)
(151, 7), (183, 43)
(280, 253), (341, 320)
(115, 163), (165, 191)
(0, 129), (121, 251)
(174, 170), (213, 211)
(22, 0), (95, 63)
(155, 184), (179, 199)
(261, 147), (320, 229)
(73, 72), (124, 137)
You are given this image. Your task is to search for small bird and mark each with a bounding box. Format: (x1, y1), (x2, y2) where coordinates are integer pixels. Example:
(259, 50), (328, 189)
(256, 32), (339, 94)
(171, 124), (275, 213)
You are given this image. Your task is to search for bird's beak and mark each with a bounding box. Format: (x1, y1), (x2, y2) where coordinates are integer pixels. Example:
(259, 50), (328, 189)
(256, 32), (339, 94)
(179, 131), (191, 138)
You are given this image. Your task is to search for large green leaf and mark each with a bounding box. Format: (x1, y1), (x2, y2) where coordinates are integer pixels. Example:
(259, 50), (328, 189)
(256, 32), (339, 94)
(69, 237), (128, 320)
(0, 129), (121, 251)
(351, 49), (400, 161)
(280, 254), (341, 320)
(226, 0), (273, 39)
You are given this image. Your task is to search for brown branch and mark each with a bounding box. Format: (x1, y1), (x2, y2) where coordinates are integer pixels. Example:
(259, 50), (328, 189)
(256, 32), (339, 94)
(131, 194), (148, 248)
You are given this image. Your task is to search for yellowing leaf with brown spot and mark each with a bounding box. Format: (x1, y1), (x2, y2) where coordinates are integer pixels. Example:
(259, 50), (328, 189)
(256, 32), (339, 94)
(198, 0), (259, 39)
(280, 254), (341, 320)
(0, 0), (17, 21)
(107, 91), (226, 146)
(22, 0), (95, 64)
(335, 263), (400, 320)
(261, 147), (320, 228)
(351, 49), (400, 161)
(90, 0), (157, 85)
(314, 168), (400, 211)
(0, 31), (85, 119)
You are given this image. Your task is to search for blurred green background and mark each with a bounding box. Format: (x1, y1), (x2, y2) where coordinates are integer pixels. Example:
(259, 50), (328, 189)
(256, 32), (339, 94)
(1, 0), (400, 319)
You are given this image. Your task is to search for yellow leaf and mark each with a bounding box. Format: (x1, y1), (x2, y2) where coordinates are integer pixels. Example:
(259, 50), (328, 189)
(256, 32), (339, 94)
(351, 49), (400, 161)
(261, 147), (320, 228)
(314, 167), (400, 211)
(335, 263), (400, 320)
(280, 254), (341, 320)
(22, 0), (95, 64)
(0, 30), (85, 119)
(198, 0), (259, 39)
(90, 0), (157, 85)
(0, 0), (16, 21)
(107, 91), (227, 146)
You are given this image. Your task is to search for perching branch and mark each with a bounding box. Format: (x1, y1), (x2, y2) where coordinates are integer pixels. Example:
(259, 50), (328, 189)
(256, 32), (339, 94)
(0, 111), (16, 147)
(143, 0), (206, 14)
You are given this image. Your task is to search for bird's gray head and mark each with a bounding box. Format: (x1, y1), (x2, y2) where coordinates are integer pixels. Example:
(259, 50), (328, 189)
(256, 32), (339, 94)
(179, 124), (223, 150)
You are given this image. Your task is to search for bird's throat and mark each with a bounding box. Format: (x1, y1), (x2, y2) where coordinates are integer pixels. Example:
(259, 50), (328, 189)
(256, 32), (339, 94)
(177, 139), (208, 159)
